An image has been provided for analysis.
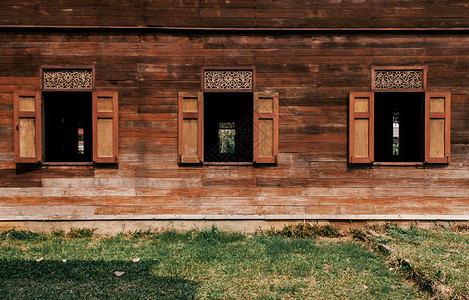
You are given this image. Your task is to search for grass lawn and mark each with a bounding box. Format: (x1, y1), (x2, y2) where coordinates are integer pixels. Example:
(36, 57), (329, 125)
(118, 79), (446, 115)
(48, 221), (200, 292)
(0, 225), (436, 299)
(374, 224), (469, 299)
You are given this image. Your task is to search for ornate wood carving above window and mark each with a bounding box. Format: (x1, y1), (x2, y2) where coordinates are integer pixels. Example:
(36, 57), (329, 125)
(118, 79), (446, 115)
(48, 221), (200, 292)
(202, 68), (255, 92)
(372, 67), (426, 91)
(42, 67), (94, 90)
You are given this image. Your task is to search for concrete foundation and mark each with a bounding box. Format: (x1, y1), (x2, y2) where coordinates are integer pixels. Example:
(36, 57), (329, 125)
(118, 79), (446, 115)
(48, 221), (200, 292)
(0, 219), (462, 235)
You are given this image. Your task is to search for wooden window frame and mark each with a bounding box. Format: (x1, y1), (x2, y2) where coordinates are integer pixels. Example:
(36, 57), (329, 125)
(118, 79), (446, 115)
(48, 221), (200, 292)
(349, 66), (450, 165)
(15, 66), (119, 166)
(349, 90), (451, 165)
(178, 91), (279, 166)
(179, 67), (278, 166)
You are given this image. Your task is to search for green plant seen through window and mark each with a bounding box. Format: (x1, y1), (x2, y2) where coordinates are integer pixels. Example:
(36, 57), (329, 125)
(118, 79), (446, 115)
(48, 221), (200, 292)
(392, 111), (399, 156)
(219, 122), (235, 153)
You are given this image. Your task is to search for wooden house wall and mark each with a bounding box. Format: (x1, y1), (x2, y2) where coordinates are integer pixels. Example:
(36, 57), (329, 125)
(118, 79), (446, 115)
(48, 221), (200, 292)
(0, 31), (468, 220)
(2, 0), (469, 29)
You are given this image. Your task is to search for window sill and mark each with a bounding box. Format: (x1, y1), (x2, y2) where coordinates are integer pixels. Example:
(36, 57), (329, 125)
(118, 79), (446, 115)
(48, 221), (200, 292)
(42, 162), (93, 166)
(373, 162), (424, 167)
(203, 162), (253, 166)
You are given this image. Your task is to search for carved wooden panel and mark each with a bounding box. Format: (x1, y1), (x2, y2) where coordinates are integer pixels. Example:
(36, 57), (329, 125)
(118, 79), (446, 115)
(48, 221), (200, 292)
(204, 70), (253, 91)
(43, 69), (93, 90)
(373, 70), (424, 90)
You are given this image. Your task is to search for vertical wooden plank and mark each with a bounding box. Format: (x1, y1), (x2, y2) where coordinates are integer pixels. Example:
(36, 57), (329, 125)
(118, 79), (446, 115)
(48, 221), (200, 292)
(178, 92), (203, 163)
(14, 91), (41, 163)
(254, 92), (278, 164)
(429, 119), (445, 158)
(19, 118), (36, 158)
(354, 119), (369, 158)
(425, 92), (450, 163)
(93, 91), (118, 163)
(183, 119), (198, 158)
(97, 119), (114, 158)
(258, 119), (273, 158)
(349, 92), (374, 163)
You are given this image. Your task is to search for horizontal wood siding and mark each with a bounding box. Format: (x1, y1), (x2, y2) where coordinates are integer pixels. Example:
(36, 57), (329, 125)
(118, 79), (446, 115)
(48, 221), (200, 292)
(0, 28), (468, 220)
(1, 0), (469, 29)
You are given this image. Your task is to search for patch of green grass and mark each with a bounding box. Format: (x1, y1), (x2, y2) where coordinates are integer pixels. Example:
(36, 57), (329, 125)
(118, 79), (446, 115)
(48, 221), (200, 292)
(0, 228), (42, 241)
(128, 229), (155, 238)
(0, 226), (425, 299)
(67, 227), (97, 238)
(382, 226), (469, 299)
(258, 222), (341, 238)
(1, 260), (197, 299)
(192, 224), (246, 244)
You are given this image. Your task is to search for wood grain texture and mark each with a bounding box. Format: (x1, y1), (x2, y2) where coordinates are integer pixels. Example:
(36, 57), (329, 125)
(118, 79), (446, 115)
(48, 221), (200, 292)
(354, 119), (368, 158)
(93, 91), (119, 163)
(430, 119), (445, 158)
(426, 92), (451, 163)
(18, 96), (35, 112)
(0, 20), (468, 221)
(258, 119), (273, 157)
(97, 119), (113, 158)
(97, 97), (113, 113)
(1, 0), (469, 29)
(178, 92), (202, 163)
(182, 119), (198, 159)
(18, 118), (35, 158)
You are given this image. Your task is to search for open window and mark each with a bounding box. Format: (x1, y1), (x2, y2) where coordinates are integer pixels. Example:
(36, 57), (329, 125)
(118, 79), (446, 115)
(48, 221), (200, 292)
(43, 92), (93, 162)
(204, 92), (253, 163)
(374, 92), (425, 163)
(178, 67), (278, 165)
(349, 67), (450, 164)
(14, 67), (118, 165)
(178, 92), (278, 165)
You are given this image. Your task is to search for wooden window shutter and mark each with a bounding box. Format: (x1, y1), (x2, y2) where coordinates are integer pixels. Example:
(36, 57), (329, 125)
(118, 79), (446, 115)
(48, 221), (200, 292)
(253, 92), (279, 164)
(425, 92), (450, 163)
(14, 91), (42, 163)
(93, 91), (118, 163)
(178, 92), (203, 163)
(349, 92), (374, 163)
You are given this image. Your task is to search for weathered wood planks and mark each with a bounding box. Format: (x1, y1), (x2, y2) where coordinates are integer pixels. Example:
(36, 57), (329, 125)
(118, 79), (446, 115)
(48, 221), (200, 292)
(1, 0), (469, 29)
(0, 5), (468, 222)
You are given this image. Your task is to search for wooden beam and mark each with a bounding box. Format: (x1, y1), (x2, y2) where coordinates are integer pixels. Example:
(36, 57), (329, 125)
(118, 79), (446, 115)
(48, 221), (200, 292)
(1, 25), (469, 33)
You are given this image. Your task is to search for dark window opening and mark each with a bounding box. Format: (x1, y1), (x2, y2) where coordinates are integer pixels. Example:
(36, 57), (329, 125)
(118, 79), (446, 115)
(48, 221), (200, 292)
(374, 92), (424, 162)
(43, 92), (92, 162)
(204, 93), (253, 162)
